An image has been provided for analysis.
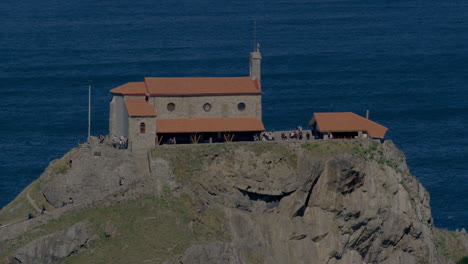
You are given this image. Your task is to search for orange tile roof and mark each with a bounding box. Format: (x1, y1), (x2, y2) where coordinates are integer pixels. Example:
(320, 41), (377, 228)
(156, 117), (265, 133)
(110, 82), (147, 95)
(308, 112), (388, 138)
(125, 99), (156, 117)
(145, 77), (261, 96)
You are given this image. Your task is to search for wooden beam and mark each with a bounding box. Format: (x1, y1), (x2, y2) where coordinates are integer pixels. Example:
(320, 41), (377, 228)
(157, 135), (164, 145)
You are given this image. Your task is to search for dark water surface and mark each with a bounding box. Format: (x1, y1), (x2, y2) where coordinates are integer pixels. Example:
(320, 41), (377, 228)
(0, 0), (467, 230)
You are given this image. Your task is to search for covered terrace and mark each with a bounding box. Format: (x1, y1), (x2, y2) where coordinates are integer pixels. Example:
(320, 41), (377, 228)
(156, 117), (265, 144)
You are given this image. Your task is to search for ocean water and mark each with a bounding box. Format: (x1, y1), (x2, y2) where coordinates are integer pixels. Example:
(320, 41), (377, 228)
(0, 0), (466, 230)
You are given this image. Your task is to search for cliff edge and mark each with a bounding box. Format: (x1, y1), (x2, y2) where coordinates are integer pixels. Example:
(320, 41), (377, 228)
(0, 140), (467, 264)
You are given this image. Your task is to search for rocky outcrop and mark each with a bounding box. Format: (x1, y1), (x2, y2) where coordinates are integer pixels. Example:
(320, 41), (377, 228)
(160, 141), (447, 263)
(1, 140), (467, 264)
(40, 146), (155, 207)
(7, 222), (96, 264)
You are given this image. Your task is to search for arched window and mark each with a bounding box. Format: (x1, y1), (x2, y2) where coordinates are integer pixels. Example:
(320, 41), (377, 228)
(140, 122), (146, 133)
(167, 103), (175, 111)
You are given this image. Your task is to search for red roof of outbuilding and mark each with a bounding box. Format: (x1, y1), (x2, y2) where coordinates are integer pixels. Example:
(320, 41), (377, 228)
(308, 112), (388, 138)
(156, 117), (264, 133)
(125, 99), (156, 117)
(145, 77), (261, 96)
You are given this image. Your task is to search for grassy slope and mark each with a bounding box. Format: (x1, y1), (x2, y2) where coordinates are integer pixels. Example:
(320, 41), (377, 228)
(63, 192), (227, 264)
(151, 142), (298, 184)
(0, 178), (54, 226)
(1, 191), (227, 263)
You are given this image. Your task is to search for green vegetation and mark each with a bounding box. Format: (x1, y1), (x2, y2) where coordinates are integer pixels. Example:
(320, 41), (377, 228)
(302, 140), (404, 173)
(246, 250), (264, 264)
(301, 140), (377, 159)
(434, 228), (468, 263)
(301, 140), (355, 157)
(1, 192), (227, 264)
(352, 141), (379, 160)
(152, 143), (297, 184)
(241, 143), (297, 168)
(46, 149), (77, 177)
(152, 144), (228, 183)
(458, 256), (468, 264)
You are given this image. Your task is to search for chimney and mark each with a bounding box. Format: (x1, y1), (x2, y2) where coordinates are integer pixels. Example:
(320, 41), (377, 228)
(366, 110), (370, 119)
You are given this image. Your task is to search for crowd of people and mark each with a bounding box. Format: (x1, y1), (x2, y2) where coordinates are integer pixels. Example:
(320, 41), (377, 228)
(257, 128), (313, 142)
(111, 135), (128, 149)
(278, 127), (311, 141)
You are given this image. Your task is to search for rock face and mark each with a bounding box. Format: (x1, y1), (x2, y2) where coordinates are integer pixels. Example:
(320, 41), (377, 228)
(1, 140), (467, 263)
(158, 141), (443, 264)
(9, 222), (95, 264)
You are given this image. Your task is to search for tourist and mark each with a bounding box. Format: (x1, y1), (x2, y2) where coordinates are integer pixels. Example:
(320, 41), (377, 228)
(119, 136), (124, 149)
(281, 133), (287, 140)
(123, 137), (128, 149)
(269, 132), (275, 141)
(299, 131), (303, 140)
(112, 135), (117, 148)
(306, 132), (310, 140)
(99, 134), (105, 144)
(41, 205), (46, 214)
(69, 197), (73, 204)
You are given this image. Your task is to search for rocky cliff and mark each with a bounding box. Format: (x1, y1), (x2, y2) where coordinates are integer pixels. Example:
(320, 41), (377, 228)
(0, 140), (467, 264)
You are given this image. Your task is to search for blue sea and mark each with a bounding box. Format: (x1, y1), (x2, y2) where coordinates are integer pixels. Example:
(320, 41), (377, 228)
(0, 0), (467, 230)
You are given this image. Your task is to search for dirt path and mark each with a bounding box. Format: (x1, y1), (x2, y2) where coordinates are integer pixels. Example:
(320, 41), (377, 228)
(26, 190), (41, 213)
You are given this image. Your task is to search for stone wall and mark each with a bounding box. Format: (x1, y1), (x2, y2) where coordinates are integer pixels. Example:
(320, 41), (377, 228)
(109, 95), (128, 138)
(128, 116), (156, 149)
(151, 94), (262, 120)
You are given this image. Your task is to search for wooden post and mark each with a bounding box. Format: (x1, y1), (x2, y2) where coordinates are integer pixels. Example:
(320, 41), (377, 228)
(191, 134), (201, 144)
(224, 133), (234, 142)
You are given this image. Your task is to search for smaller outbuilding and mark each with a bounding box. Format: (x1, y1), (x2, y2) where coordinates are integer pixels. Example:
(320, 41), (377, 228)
(308, 112), (388, 140)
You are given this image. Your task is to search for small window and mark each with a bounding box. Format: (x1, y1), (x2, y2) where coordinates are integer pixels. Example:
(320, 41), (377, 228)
(167, 103), (175, 112)
(140, 122), (146, 133)
(203, 103), (211, 112)
(238, 102), (246, 111)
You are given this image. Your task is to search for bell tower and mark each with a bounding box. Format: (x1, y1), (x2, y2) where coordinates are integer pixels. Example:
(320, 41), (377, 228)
(250, 43), (262, 86)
